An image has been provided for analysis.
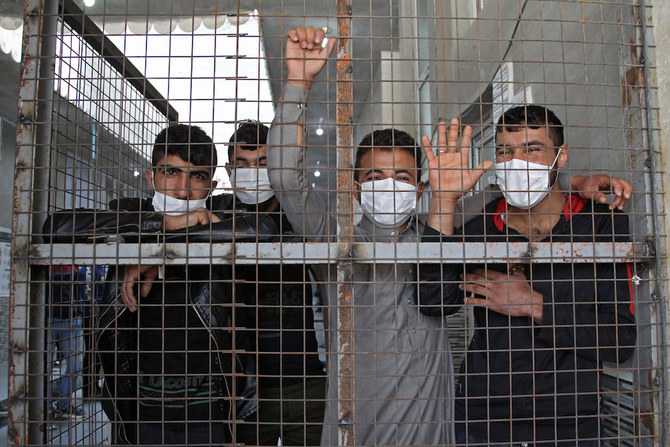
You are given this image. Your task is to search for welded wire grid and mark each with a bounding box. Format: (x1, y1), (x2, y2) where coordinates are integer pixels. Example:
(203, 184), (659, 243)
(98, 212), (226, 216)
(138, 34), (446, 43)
(9, 0), (665, 446)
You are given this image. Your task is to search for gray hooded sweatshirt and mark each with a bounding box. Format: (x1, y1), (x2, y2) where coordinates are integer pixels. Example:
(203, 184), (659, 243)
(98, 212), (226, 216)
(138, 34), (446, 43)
(267, 83), (457, 446)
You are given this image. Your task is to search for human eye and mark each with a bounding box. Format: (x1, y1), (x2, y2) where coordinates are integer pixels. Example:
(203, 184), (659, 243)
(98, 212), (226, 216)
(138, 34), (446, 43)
(495, 147), (511, 156)
(165, 167), (177, 176)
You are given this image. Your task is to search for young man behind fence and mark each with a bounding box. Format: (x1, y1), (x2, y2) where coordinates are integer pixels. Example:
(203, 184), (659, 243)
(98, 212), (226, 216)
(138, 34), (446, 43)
(44, 124), (275, 445)
(267, 26), (469, 446)
(420, 105), (637, 446)
(226, 121), (327, 446)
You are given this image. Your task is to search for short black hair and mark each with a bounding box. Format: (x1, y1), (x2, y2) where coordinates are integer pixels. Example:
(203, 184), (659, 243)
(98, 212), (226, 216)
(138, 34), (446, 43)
(152, 124), (217, 171)
(228, 121), (270, 162)
(354, 129), (422, 182)
(496, 105), (564, 147)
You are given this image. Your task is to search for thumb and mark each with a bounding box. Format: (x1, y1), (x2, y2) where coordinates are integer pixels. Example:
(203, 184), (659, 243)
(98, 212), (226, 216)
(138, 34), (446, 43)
(471, 160), (494, 179)
(140, 280), (154, 298)
(323, 37), (336, 57)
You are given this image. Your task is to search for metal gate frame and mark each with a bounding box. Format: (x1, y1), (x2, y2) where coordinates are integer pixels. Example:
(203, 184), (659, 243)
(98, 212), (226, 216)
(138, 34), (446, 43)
(8, 0), (668, 446)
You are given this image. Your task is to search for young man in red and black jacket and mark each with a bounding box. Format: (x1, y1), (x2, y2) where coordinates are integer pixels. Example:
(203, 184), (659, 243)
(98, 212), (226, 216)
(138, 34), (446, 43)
(419, 105), (636, 446)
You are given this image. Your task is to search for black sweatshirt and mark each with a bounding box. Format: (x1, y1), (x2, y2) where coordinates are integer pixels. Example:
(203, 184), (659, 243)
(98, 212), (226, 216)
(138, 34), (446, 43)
(419, 195), (636, 445)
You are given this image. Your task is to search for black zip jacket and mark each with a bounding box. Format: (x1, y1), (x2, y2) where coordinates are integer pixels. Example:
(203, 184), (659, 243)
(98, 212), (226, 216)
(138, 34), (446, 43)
(419, 195), (636, 445)
(229, 197), (325, 388)
(43, 197), (277, 444)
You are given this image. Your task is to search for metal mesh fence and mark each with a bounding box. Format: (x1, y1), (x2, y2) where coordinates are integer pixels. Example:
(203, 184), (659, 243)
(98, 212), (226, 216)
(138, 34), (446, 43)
(9, 0), (666, 446)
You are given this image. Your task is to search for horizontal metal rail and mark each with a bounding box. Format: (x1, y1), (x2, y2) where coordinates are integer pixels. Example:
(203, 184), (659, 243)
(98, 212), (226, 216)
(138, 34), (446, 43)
(30, 242), (649, 265)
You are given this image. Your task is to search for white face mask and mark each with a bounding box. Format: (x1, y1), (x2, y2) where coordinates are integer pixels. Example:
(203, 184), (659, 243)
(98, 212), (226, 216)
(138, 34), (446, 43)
(229, 167), (275, 205)
(150, 172), (209, 216)
(359, 178), (418, 228)
(495, 148), (562, 210)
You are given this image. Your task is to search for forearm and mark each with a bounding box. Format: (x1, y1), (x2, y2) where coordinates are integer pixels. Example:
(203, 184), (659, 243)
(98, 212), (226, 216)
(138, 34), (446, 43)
(425, 196), (459, 235)
(42, 209), (162, 243)
(267, 83), (332, 238)
(418, 226), (465, 316)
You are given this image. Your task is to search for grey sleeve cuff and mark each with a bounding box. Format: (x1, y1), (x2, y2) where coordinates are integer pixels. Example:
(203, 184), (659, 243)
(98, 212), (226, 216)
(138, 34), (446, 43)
(276, 83), (308, 122)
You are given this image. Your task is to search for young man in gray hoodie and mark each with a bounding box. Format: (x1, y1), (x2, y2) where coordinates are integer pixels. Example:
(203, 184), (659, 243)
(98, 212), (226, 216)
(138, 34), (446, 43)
(266, 26), (468, 447)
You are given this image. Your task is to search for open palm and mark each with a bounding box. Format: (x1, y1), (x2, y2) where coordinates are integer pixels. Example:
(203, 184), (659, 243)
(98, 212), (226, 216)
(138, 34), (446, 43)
(422, 119), (493, 201)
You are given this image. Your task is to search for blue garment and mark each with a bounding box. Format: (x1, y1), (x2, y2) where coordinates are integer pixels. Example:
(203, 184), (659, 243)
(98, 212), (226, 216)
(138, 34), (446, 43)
(48, 317), (84, 411)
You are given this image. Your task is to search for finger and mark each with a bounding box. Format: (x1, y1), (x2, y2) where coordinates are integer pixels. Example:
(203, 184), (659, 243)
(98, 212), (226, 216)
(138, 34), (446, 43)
(314, 27), (325, 45)
(120, 278), (137, 312)
(473, 160), (494, 175)
(287, 28), (299, 42)
(319, 36), (336, 58)
(422, 135), (436, 164)
(325, 37), (337, 56)
(122, 265), (142, 311)
(592, 191), (609, 204)
(611, 178), (632, 199)
(305, 26), (316, 49)
(610, 194), (626, 211)
(465, 296), (487, 307)
(136, 266), (157, 298)
(294, 27), (307, 47)
(437, 121), (448, 152)
(140, 280), (153, 299)
(461, 124), (473, 148)
(461, 283), (489, 297)
(592, 174), (609, 189)
(447, 118), (460, 150)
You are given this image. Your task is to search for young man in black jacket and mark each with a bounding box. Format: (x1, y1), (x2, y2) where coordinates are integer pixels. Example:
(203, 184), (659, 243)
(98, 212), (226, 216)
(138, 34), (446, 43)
(227, 121), (326, 446)
(45, 124), (274, 445)
(419, 106), (637, 446)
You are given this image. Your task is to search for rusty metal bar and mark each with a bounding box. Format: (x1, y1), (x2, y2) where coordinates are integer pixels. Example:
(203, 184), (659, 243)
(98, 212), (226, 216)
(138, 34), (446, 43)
(336, 0), (355, 445)
(10, 0), (58, 444)
(29, 242), (649, 265)
(638, 0), (668, 443)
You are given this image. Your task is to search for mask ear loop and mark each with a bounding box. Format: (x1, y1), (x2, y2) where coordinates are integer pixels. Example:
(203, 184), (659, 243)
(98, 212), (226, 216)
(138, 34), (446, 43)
(548, 147), (563, 189)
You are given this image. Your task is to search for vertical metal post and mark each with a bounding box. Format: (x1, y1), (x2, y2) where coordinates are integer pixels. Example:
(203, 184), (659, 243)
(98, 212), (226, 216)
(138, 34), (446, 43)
(638, 0), (668, 444)
(335, 0), (354, 445)
(10, 0), (57, 444)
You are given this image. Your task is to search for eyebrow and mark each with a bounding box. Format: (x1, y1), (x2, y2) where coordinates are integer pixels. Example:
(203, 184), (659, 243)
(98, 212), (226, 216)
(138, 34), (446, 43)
(235, 155), (266, 163)
(361, 168), (414, 178)
(361, 169), (382, 178)
(159, 164), (211, 179)
(497, 140), (547, 148)
(394, 169), (413, 177)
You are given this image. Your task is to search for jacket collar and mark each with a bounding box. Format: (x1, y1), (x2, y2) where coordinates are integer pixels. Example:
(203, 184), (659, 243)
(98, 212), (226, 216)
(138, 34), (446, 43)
(491, 194), (588, 232)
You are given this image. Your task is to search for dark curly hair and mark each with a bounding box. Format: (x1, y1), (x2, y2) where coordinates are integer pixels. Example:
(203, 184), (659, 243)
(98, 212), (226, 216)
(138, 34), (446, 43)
(152, 124), (217, 171)
(496, 105), (564, 147)
(228, 121), (270, 162)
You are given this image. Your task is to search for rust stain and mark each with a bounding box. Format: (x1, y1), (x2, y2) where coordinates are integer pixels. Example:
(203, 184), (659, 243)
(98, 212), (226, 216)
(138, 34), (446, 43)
(622, 64), (644, 108)
(337, 52), (350, 71)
